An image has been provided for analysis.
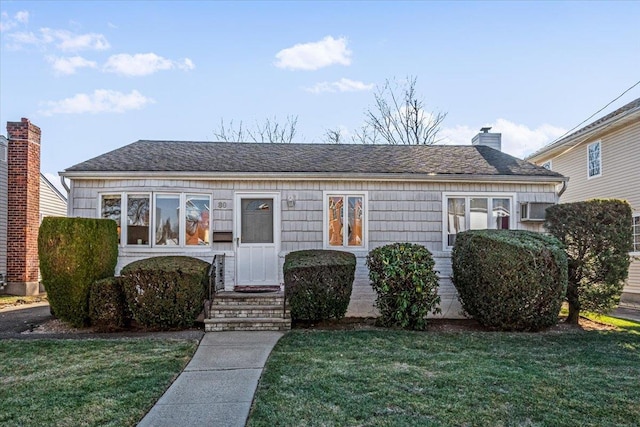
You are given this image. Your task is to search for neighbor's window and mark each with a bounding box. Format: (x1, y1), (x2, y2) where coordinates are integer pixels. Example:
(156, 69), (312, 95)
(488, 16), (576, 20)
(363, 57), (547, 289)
(541, 160), (552, 170)
(100, 192), (211, 247)
(633, 215), (640, 254)
(326, 193), (366, 248)
(588, 141), (601, 178)
(445, 194), (512, 248)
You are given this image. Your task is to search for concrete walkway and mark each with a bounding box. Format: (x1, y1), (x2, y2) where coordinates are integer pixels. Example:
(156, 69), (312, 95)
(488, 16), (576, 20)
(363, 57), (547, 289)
(137, 331), (284, 427)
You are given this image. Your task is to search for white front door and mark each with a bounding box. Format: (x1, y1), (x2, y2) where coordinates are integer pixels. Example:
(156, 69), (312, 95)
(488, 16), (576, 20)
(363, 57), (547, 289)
(234, 193), (280, 286)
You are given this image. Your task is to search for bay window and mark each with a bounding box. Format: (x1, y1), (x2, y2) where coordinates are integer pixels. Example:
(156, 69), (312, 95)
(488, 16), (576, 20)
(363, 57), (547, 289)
(100, 192), (211, 248)
(444, 193), (514, 248)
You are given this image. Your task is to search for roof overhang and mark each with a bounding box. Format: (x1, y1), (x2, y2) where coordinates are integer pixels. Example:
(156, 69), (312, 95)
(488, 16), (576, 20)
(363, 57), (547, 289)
(59, 170), (567, 185)
(527, 107), (640, 162)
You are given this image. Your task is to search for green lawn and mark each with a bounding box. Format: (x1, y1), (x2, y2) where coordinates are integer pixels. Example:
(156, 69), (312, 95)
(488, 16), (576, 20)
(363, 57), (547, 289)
(248, 328), (640, 427)
(0, 339), (197, 427)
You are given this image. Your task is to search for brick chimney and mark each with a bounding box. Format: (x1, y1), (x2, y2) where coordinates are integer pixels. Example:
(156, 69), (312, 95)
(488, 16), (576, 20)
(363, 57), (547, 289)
(6, 118), (41, 295)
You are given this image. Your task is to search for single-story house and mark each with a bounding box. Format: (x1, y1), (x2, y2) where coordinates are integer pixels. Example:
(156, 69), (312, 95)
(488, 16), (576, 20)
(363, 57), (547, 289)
(60, 128), (566, 317)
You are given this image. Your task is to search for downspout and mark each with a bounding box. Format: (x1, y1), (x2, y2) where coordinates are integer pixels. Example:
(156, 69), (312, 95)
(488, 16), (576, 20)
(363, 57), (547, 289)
(557, 180), (568, 198)
(60, 176), (70, 194)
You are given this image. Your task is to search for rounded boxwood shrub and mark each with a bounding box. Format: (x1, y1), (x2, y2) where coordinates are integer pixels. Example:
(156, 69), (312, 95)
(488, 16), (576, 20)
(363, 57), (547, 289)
(366, 243), (440, 330)
(38, 217), (119, 327)
(120, 256), (210, 329)
(284, 250), (356, 322)
(89, 277), (130, 331)
(452, 229), (567, 331)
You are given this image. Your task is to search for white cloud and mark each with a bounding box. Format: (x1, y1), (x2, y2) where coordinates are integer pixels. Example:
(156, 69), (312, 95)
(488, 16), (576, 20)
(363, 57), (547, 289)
(440, 119), (566, 158)
(7, 27), (110, 51)
(275, 36), (351, 71)
(306, 78), (374, 94)
(40, 89), (155, 115)
(103, 53), (195, 76)
(47, 55), (97, 75)
(0, 10), (28, 32)
(15, 10), (29, 24)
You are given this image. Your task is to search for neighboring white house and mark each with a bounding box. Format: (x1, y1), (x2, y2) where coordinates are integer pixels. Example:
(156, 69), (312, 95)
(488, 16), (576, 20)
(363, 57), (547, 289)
(61, 129), (567, 317)
(527, 97), (640, 305)
(40, 173), (68, 220)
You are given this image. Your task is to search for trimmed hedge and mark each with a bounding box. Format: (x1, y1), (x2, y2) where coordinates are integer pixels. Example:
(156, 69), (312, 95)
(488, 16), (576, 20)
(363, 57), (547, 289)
(367, 243), (440, 330)
(89, 277), (130, 331)
(545, 199), (633, 323)
(284, 250), (356, 322)
(38, 217), (119, 327)
(452, 230), (567, 331)
(120, 256), (209, 329)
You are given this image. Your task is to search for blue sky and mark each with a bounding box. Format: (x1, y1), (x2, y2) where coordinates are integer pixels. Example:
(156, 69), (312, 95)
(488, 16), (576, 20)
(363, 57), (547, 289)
(1, 1), (639, 191)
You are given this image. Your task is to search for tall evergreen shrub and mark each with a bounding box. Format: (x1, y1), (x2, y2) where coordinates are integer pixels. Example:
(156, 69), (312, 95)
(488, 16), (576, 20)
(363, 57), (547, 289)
(38, 217), (118, 327)
(545, 199), (633, 323)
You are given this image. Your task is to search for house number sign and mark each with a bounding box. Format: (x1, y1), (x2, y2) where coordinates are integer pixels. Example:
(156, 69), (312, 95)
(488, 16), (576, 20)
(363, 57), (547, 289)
(217, 202), (227, 209)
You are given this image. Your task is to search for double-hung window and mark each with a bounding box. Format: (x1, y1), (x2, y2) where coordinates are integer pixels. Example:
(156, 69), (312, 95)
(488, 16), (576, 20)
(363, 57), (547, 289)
(443, 193), (514, 249)
(100, 192), (211, 247)
(587, 141), (602, 178)
(324, 191), (367, 249)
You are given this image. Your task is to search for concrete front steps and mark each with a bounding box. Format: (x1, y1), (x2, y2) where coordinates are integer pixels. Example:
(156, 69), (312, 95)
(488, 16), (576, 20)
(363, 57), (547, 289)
(204, 291), (291, 332)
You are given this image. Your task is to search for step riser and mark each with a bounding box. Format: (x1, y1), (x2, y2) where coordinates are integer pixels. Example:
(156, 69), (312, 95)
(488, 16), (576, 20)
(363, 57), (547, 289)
(204, 292), (292, 331)
(210, 311), (290, 319)
(211, 298), (285, 306)
(205, 319), (291, 332)
(205, 324), (290, 332)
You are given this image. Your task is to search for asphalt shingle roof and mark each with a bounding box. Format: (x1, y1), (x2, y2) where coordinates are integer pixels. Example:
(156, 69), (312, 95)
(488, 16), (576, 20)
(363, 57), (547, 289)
(64, 141), (563, 178)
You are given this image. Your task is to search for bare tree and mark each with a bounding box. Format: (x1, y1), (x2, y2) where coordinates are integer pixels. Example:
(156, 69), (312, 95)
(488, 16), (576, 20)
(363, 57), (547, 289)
(214, 115), (299, 143)
(323, 128), (343, 144)
(358, 76), (446, 145)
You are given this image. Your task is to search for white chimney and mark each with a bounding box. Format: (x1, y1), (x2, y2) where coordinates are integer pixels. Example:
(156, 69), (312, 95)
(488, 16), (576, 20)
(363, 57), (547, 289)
(472, 127), (501, 151)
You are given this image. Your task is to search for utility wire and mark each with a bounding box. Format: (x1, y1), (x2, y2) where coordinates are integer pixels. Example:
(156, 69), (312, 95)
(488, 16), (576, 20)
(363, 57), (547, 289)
(545, 79), (640, 147)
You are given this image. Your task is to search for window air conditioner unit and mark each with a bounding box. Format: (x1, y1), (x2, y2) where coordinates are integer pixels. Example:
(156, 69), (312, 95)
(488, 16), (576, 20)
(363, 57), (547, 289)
(520, 202), (554, 221)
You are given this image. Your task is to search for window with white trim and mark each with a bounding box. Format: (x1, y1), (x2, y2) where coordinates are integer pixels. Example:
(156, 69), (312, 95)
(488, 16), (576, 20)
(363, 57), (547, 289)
(444, 194), (513, 248)
(633, 214), (640, 254)
(100, 192), (211, 247)
(324, 192), (366, 248)
(587, 141), (601, 178)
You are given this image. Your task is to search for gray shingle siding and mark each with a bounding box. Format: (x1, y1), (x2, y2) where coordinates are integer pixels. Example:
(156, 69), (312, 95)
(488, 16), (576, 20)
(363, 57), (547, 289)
(68, 177), (558, 318)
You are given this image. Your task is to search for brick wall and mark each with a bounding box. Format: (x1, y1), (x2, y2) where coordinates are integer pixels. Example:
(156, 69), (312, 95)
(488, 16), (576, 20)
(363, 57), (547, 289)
(6, 118), (41, 294)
